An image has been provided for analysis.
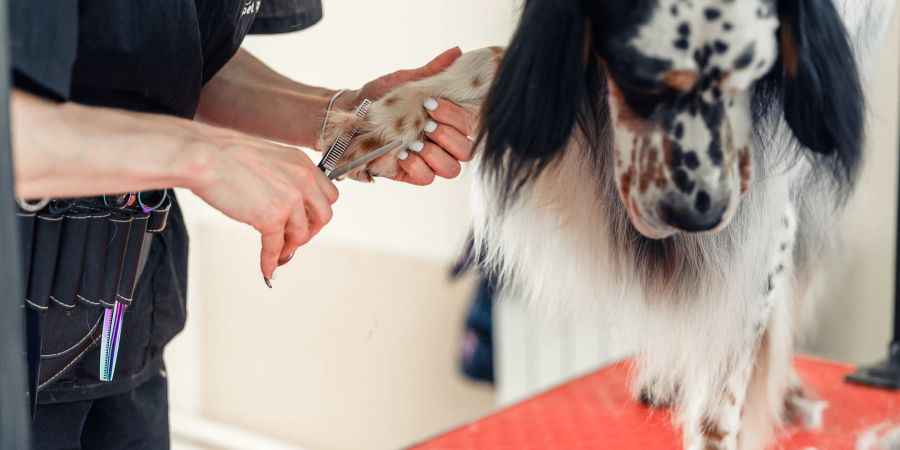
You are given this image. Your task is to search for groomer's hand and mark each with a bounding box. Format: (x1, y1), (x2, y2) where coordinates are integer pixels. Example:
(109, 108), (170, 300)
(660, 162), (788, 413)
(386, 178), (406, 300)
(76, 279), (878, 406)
(393, 97), (476, 185)
(189, 129), (339, 286)
(338, 47), (477, 185)
(13, 91), (337, 287)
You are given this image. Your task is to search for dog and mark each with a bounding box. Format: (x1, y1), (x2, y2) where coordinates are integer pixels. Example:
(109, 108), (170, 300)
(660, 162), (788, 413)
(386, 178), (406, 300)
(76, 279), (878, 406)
(318, 0), (896, 448)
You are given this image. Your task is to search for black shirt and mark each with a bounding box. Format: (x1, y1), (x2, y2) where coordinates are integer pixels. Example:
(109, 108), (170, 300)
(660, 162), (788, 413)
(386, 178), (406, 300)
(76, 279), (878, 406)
(10, 0), (323, 404)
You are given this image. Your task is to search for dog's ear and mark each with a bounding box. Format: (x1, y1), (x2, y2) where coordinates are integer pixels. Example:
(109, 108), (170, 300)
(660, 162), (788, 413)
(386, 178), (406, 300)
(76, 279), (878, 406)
(778, 0), (864, 179)
(480, 0), (592, 197)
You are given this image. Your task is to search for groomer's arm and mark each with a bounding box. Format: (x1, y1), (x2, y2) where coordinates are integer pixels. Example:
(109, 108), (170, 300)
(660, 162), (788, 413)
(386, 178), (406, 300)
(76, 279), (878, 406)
(197, 48), (476, 185)
(12, 90), (338, 282)
(195, 49), (331, 149)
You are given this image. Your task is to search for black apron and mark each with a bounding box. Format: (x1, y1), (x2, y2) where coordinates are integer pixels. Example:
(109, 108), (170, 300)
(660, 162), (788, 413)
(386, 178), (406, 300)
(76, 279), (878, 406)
(9, 0), (323, 406)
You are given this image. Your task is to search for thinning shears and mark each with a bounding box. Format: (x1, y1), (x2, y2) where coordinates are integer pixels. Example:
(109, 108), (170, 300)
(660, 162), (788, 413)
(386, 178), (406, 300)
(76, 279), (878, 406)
(317, 98), (403, 180)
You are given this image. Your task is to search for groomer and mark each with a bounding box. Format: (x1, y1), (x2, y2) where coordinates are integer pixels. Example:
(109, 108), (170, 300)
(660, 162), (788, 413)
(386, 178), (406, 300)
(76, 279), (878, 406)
(10, 0), (476, 448)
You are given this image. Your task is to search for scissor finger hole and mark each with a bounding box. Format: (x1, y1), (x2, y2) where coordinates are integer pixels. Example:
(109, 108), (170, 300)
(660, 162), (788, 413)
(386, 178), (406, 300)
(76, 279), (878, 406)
(138, 190), (168, 213)
(103, 193), (136, 209)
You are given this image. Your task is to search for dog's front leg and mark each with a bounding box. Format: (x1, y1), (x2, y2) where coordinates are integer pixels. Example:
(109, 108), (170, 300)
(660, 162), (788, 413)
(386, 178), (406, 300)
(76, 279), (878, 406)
(681, 351), (756, 450)
(783, 365), (826, 429)
(681, 206), (799, 450)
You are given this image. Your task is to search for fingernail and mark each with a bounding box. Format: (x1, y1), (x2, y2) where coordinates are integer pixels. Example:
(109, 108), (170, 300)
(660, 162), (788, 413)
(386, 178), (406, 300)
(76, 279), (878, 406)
(409, 140), (424, 152)
(264, 277), (273, 289)
(271, 268), (279, 280)
(398, 150), (409, 160)
(424, 120), (438, 133)
(423, 97), (439, 111)
(278, 252), (295, 266)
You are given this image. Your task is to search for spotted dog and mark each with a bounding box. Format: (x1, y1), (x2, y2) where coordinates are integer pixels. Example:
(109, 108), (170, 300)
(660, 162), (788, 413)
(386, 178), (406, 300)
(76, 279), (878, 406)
(317, 0), (896, 448)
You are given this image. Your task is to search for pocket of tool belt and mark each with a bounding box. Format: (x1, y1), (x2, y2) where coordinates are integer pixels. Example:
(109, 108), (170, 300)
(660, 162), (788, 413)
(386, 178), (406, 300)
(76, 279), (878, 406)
(20, 194), (171, 388)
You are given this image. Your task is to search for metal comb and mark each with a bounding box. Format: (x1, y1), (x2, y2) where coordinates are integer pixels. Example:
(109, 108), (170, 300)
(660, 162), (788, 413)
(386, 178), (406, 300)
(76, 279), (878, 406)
(318, 99), (373, 177)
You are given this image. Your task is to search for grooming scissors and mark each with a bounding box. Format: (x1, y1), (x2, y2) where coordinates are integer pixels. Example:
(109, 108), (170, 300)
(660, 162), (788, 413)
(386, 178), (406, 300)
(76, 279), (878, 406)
(326, 140), (403, 180)
(101, 190), (168, 213)
(317, 99), (403, 180)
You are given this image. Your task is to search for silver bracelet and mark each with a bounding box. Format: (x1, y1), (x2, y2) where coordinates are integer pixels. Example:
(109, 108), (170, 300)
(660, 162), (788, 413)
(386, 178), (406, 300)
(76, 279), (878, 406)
(320, 89), (349, 138)
(17, 198), (50, 212)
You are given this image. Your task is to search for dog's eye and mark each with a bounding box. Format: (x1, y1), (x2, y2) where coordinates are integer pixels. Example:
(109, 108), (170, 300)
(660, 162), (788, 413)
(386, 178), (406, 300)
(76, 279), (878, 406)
(612, 71), (667, 95)
(603, 56), (672, 97)
(625, 80), (667, 95)
(615, 82), (676, 118)
(600, 39), (673, 94)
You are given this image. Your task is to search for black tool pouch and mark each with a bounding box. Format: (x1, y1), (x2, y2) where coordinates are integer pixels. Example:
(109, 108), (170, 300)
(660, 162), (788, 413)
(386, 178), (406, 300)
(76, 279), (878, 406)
(18, 211), (34, 273)
(117, 214), (149, 306)
(39, 210), (97, 375)
(20, 191), (172, 394)
(26, 214), (63, 312)
(147, 196), (171, 233)
(48, 211), (90, 310)
(77, 211), (111, 308)
(99, 213), (133, 309)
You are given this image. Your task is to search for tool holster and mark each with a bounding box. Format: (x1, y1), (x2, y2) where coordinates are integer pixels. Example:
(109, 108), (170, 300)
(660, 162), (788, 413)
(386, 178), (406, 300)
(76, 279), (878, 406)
(18, 191), (172, 409)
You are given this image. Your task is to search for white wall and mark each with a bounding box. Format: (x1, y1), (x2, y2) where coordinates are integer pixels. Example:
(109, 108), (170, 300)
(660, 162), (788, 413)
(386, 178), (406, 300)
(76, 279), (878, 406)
(804, 13), (900, 363)
(167, 1), (521, 449)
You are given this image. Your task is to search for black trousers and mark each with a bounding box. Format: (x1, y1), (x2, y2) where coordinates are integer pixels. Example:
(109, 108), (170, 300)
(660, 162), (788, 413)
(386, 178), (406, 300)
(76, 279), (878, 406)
(32, 369), (170, 450)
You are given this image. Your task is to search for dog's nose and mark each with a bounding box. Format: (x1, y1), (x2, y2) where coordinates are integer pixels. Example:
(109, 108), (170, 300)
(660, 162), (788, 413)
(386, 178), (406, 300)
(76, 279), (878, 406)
(663, 203), (726, 232)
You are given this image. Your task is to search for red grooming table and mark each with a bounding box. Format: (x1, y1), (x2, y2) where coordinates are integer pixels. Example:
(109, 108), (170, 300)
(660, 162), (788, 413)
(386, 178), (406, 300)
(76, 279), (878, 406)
(411, 356), (900, 449)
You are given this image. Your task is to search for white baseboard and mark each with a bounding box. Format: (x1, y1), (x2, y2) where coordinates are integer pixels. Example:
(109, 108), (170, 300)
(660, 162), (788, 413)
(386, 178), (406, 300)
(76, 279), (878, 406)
(170, 410), (308, 450)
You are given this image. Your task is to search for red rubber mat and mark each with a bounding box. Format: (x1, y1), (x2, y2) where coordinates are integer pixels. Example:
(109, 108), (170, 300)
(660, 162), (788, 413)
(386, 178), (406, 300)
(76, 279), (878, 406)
(411, 356), (900, 449)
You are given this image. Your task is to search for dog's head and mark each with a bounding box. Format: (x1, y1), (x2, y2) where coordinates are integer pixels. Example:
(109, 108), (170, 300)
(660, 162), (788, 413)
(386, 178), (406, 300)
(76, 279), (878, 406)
(481, 0), (864, 239)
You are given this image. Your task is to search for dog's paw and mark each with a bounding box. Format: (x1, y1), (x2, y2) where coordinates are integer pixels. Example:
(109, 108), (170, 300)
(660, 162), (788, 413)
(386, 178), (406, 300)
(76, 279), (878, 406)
(318, 89), (434, 182)
(638, 387), (675, 409)
(782, 385), (827, 430)
(633, 372), (679, 409)
(316, 47), (502, 182)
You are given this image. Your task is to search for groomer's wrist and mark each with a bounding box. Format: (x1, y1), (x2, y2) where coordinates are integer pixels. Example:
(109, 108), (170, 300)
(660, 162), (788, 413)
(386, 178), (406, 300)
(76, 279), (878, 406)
(268, 88), (339, 150)
(311, 88), (359, 150)
(300, 90), (336, 149)
(331, 88), (361, 113)
(172, 138), (216, 192)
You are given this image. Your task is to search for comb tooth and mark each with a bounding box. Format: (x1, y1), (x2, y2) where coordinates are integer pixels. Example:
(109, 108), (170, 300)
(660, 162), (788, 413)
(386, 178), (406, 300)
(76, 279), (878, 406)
(331, 134), (352, 153)
(324, 151), (344, 167)
(319, 99), (374, 173)
(322, 135), (351, 170)
(355, 99), (372, 119)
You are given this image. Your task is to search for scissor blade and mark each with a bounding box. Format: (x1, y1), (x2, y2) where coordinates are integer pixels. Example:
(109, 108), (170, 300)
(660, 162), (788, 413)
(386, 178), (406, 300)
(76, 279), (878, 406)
(328, 140), (403, 180)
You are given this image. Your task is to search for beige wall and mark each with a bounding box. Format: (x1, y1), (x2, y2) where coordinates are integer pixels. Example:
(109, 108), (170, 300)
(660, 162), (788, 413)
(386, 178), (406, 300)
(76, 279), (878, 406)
(166, 1), (518, 449)
(192, 227), (492, 450)
(805, 13), (900, 363)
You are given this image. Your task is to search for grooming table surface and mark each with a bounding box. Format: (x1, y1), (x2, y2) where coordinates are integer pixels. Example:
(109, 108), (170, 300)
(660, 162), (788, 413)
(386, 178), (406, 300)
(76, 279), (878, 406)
(412, 356), (900, 449)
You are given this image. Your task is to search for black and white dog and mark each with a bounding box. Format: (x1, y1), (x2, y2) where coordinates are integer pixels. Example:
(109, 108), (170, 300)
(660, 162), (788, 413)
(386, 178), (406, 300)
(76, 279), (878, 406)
(319, 0), (896, 447)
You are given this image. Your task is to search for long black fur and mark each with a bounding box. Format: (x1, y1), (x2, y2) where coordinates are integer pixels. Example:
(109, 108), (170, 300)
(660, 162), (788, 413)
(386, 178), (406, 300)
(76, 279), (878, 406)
(479, 0), (595, 203)
(761, 0), (865, 182)
(482, 0), (864, 203)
